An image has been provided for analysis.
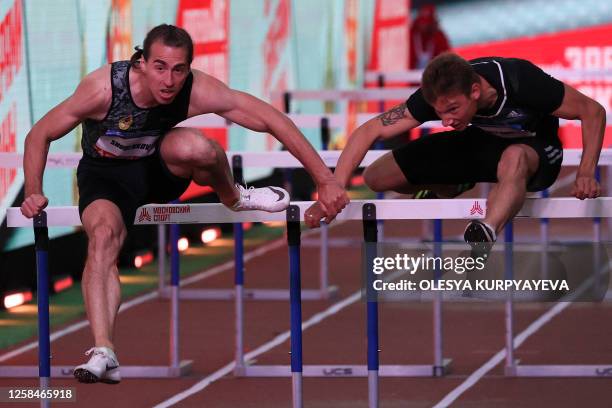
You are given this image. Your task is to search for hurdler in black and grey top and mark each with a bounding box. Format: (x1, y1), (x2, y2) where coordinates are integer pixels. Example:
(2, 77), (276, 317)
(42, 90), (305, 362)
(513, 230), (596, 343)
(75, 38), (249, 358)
(81, 60), (193, 159)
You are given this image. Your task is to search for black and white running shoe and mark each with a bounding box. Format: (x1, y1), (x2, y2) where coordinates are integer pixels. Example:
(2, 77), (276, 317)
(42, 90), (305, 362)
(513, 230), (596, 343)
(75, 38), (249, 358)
(464, 220), (496, 261)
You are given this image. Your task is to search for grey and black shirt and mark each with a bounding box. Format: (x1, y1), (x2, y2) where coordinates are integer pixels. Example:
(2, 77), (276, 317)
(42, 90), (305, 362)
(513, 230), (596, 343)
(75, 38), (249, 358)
(81, 60), (193, 159)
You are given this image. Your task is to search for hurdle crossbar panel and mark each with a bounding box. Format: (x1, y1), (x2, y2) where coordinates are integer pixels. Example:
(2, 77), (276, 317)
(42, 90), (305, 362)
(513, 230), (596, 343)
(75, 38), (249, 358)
(2, 148), (612, 169)
(8, 198), (612, 227)
(180, 113), (380, 129)
(273, 88), (419, 101)
(364, 68), (612, 83)
(164, 112), (606, 130)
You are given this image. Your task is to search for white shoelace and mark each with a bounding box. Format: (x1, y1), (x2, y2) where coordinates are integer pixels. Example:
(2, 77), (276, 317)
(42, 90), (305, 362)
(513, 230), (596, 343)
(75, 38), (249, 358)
(238, 184), (255, 201)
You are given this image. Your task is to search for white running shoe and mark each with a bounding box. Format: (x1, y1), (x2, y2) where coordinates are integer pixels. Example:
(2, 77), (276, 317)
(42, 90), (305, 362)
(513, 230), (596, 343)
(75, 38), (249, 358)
(73, 347), (121, 384)
(231, 184), (290, 212)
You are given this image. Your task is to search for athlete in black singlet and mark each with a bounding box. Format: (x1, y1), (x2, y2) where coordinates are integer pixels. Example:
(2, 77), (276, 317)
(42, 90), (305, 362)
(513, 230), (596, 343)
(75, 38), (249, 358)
(20, 24), (349, 384)
(305, 53), (605, 252)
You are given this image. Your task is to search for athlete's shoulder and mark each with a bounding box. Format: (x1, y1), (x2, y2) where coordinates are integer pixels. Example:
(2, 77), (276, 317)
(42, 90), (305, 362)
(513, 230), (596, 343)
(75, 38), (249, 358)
(79, 64), (112, 92)
(190, 68), (226, 90)
(468, 56), (523, 66)
(188, 68), (233, 113)
(470, 56), (534, 69)
(71, 64), (113, 118)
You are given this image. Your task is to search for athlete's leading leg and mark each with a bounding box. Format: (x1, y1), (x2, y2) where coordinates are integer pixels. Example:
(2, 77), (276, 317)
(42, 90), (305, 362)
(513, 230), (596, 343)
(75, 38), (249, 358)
(484, 144), (539, 233)
(160, 127), (290, 212)
(160, 127), (240, 207)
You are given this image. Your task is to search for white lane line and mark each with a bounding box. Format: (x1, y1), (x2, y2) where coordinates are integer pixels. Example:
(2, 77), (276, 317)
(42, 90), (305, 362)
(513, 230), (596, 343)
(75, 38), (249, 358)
(433, 263), (610, 408)
(432, 300), (571, 408)
(153, 290), (363, 408)
(0, 237), (290, 363)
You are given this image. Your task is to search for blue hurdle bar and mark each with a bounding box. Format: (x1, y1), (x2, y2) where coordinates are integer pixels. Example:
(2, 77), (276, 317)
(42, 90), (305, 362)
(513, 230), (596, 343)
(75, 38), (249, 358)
(232, 155), (247, 374)
(363, 203), (379, 408)
(504, 222), (515, 370)
(433, 218), (445, 376)
(169, 222), (181, 369)
(234, 215), (246, 374)
(34, 213), (51, 408)
(286, 205), (303, 408)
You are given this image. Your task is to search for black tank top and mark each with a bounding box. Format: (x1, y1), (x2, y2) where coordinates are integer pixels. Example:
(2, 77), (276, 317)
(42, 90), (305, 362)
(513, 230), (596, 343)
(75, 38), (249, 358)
(81, 60), (193, 159)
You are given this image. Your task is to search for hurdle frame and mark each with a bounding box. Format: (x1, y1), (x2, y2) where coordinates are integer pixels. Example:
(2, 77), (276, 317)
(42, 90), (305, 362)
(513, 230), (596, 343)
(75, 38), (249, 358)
(0, 215), (193, 381)
(7, 198), (612, 407)
(156, 154), (339, 302)
(503, 217), (612, 378)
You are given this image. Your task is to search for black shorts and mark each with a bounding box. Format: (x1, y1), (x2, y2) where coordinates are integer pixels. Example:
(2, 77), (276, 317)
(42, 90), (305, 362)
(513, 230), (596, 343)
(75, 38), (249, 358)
(391, 126), (562, 192)
(77, 151), (191, 226)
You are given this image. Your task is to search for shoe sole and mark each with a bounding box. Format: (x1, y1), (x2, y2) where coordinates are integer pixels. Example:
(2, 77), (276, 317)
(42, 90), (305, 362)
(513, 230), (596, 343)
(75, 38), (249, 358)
(464, 222), (495, 244)
(73, 368), (99, 383)
(73, 368), (121, 385)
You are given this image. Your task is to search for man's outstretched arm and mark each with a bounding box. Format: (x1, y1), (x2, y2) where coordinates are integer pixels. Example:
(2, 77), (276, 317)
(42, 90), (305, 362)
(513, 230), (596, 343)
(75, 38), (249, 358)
(21, 67), (111, 218)
(189, 70), (349, 219)
(303, 102), (421, 227)
(552, 83), (606, 200)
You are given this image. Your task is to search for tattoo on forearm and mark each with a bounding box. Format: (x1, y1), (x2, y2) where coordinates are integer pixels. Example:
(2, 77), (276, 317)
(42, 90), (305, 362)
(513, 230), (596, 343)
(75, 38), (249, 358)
(378, 103), (407, 126)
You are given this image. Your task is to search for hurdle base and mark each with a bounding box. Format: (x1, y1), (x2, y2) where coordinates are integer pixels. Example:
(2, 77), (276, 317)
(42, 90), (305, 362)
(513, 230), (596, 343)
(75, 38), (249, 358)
(505, 363), (612, 377)
(238, 359), (451, 377)
(159, 286), (338, 301)
(0, 360), (193, 378)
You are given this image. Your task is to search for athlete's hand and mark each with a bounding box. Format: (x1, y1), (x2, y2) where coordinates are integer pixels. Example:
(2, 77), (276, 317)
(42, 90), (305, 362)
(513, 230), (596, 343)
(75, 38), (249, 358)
(304, 201), (327, 228)
(21, 194), (49, 218)
(571, 175), (600, 200)
(309, 179), (349, 228)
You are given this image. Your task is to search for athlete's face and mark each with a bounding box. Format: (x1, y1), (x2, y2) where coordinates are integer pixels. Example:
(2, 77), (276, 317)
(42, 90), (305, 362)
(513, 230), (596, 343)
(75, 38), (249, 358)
(432, 84), (480, 131)
(142, 41), (190, 105)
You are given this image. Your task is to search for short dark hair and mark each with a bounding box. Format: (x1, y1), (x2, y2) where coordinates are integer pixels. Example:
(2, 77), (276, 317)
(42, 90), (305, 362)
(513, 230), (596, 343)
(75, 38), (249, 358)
(421, 53), (480, 104)
(130, 24), (194, 66)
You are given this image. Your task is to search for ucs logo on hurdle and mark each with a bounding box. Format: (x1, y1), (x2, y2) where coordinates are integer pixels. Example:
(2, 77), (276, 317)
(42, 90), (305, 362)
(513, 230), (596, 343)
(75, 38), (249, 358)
(322, 367), (354, 376)
(596, 367), (612, 377)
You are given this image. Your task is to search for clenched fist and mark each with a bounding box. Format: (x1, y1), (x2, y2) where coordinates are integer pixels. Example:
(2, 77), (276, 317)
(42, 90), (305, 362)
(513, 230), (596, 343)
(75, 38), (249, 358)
(21, 193), (49, 218)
